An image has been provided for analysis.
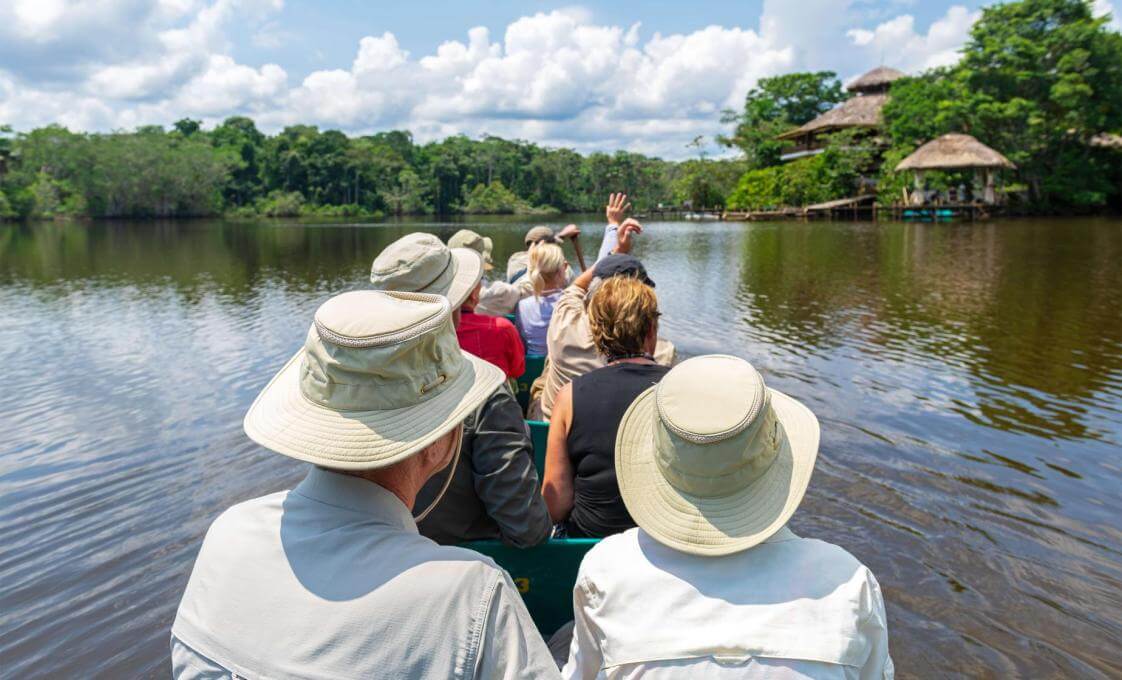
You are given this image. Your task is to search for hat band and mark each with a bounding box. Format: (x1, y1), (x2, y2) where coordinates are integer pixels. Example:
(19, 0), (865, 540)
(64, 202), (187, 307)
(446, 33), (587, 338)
(416, 253), (456, 294)
(297, 323), (466, 411)
(654, 406), (782, 498)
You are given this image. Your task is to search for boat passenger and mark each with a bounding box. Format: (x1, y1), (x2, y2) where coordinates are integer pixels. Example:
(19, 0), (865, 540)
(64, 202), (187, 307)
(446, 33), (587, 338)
(543, 275), (668, 538)
(369, 233), (550, 547)
(562, 355), (894, 679)
(449, 229), (523, 317)
(531, 199), (673, 421)
(458, 282), (527, 380)
(507, 224), (575, 283)
(372, 233), (526, 381)
(171, 290), (559, 679)
(516, 242), (570, 356)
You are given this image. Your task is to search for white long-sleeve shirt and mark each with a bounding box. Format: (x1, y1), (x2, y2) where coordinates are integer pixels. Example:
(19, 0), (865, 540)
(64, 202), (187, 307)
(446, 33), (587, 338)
(171, 467), (559, 679)
(563, 527), (894, 679)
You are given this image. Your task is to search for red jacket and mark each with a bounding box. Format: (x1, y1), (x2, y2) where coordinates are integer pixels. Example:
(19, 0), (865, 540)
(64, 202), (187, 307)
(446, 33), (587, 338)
(457, 311), (525, 379)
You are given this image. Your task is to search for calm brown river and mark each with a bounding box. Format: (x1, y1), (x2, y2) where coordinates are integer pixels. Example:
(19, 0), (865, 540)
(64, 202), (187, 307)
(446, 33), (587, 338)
(1, 217), (1120, 677)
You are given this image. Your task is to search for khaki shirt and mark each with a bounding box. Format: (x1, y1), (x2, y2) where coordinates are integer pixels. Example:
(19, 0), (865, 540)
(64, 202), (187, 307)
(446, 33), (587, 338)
(171, 467), (559, 679)
(539, 284), (674, 418)
(506, 250), (531, 282)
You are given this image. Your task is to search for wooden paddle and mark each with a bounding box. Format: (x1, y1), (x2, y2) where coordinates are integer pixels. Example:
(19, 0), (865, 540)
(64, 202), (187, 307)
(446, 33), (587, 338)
(569, 234), (588, 272)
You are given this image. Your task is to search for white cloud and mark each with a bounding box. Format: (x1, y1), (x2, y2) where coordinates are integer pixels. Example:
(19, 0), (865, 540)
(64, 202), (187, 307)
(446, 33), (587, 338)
(846, 5), (980, 73)
(1093, 0), (1122, 30)
(0, 0), (988, 158)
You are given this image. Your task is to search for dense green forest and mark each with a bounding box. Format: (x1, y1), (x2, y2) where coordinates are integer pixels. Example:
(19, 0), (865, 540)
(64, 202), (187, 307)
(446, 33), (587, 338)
(0, 0), (1118, 221)
(0, 120), (742, 220)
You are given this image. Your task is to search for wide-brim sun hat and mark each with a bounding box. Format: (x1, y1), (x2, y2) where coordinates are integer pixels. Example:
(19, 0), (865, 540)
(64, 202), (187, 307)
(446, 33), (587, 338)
(616, 354), (819, 556)
(370, 232), (483, 308)
(244, 290), (504, 469)
(448, 229), (494, 270)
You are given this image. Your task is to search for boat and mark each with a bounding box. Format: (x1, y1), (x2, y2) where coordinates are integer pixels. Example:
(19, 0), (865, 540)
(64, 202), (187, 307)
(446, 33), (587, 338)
(462, 344), (598, 635)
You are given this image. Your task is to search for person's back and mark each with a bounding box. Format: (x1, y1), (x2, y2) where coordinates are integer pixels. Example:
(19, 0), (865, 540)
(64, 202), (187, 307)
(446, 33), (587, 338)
(458, 309), (525, 379)
(416, 387), (551, 546)
(173, 472), (551, 678)
(562, 355), (893, 679)
(516, 289), (561, 356)
(172, 290), (559, 680)
(566, 362), (668, 537)
(564, 528), (892, 679)
(516, 242), (569, 356)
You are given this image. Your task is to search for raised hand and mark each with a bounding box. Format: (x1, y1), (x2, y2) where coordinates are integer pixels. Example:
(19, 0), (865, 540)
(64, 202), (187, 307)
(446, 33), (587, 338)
(615, 218), (643, 255)
(605, 193), (631, 226)
(556, 223), (581, 241)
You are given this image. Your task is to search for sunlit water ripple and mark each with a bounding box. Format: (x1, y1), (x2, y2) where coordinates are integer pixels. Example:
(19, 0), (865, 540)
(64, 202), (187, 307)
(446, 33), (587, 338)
(1, 217), (1120, 677)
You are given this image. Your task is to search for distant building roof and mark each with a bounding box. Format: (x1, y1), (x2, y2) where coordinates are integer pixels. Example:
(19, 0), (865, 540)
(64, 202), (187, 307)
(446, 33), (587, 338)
(846, 66), (906, 93)
(1089, 132), (1122, 149)
(777, 94), (888, 139)
(895, 133), (1016, 171)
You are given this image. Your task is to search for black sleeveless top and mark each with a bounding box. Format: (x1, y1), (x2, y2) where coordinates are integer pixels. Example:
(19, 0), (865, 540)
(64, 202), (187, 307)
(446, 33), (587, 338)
(566, 362), (670, 538)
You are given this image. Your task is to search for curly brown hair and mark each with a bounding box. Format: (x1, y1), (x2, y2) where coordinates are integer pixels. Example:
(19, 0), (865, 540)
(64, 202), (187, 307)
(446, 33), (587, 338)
(587, 276), (659, 358)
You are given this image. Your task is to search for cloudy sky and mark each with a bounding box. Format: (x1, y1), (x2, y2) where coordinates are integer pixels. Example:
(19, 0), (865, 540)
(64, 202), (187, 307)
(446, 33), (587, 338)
(1, 0), (1118, 158)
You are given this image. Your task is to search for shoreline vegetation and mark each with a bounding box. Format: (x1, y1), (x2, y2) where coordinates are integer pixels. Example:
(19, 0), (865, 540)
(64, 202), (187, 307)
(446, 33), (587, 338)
(0, 0), (1119, 224)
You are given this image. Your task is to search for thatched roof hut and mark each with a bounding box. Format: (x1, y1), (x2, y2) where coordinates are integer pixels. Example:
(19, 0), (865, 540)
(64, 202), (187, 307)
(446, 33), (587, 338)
(895, 133), (1015, 171)
(777, 94), (887, 140)
(1089, 132), (1122, 149)
(846, 66), (905, 93)
(895, 133), (1014, 206)
(776, 66), (904, 144)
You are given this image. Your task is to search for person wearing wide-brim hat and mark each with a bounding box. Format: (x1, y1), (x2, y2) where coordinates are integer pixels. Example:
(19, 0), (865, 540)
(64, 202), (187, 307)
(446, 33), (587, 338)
(375, 232), (526, 381)
(562, 355), (894, 678)
(370, 233), (551, 548)
(449, 228), (495, 270)
(371, 232), (484, 310)
(448, 228), (525, 318)
(171, 290), (560, 679)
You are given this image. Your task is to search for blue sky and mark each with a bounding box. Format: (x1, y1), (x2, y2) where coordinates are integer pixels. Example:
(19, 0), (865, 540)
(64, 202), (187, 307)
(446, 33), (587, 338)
(1, 0), (1118, 158)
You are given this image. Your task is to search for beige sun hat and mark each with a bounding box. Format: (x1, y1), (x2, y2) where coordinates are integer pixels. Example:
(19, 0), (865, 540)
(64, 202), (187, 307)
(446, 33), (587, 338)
(616, 354), (819, 556)
(448, 229), (494, 270)
(370, 233), (483, 308)
(244, 290), (504, 469)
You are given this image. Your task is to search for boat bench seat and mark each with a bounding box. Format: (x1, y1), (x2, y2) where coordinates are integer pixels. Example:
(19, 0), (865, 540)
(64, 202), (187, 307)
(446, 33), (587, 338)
(463, 538), (600, 636)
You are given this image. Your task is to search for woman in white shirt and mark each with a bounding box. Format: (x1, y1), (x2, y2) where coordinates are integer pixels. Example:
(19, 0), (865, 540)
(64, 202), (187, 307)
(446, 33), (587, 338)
(562, 355), (894, 679)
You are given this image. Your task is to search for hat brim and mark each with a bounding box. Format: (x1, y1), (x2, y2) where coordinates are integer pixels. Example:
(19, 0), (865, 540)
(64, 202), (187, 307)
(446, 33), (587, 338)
(244, 348), (503, 470)
(615, 387), (819, 556)
(447, 248), (484, 307)
(482, 237), (495, 270)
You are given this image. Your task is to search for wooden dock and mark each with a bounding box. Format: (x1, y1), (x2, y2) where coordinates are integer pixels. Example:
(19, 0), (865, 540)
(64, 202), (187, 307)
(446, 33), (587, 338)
(723, 196), (997, 222)
(723, 194), (876, 221)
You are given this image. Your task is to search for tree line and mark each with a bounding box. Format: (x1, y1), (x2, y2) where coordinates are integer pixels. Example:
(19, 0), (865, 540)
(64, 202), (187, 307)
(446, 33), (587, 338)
(0, 119), (743, 220)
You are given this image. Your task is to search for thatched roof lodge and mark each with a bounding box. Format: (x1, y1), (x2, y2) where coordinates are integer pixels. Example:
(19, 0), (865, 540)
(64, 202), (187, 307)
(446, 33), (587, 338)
(896, 133), (1015, 171)
(895, 133), (1015, 205)
(846, 66), (906, 94)
(777, 66), (905, 160)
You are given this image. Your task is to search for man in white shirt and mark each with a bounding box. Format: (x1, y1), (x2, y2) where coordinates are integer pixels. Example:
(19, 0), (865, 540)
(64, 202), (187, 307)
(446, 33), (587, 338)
(171, 290), (560, 679)
(563, 355), (894, 679)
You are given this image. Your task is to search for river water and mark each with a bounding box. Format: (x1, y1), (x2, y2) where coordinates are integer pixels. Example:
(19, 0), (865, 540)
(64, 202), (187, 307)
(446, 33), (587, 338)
(1, 216), (1120, 677)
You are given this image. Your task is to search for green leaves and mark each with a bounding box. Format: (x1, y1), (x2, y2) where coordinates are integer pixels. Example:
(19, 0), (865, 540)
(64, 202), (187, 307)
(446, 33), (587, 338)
(878, 0), (1122, 211)
(720, 71), (849, 170)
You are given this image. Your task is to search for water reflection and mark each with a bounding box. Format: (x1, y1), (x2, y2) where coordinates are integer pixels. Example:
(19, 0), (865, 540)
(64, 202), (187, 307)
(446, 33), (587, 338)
(1, 216), (1120, 677)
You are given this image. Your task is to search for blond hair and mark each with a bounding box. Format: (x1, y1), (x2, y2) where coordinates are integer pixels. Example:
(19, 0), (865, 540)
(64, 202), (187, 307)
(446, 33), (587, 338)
(528, 242), (567, 298)
(587, 276), (659, 358)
